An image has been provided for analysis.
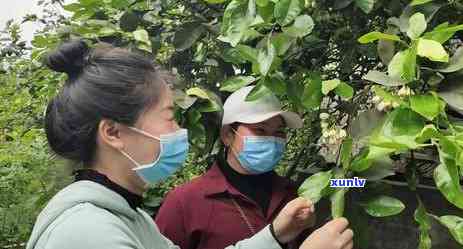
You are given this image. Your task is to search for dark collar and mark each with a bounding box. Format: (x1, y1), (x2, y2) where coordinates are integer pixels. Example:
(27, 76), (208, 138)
(74, 169), (143, 210)
(217, 150), (275, 191)
(203, 153), (292, 198)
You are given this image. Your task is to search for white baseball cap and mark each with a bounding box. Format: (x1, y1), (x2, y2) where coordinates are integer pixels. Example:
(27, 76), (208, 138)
(222, 86), (303, 128)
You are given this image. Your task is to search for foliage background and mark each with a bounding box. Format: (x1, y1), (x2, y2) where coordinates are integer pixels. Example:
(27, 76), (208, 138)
(2, 0), (463, 248)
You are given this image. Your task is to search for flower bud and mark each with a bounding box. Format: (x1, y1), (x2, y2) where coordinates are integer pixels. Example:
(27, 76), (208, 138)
(338, 129), (347, 138)
(319, 112), (329, 120)
(372, 95), (382, 104)
(377, 101), (386, 111)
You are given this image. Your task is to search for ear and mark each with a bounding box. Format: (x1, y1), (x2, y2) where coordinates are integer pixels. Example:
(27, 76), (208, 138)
(220, 125), (235, 147)
(98, 119), (125, 150)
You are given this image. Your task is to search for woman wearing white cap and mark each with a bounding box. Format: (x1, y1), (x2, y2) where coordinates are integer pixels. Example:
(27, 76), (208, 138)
(155, 86), (354, 249)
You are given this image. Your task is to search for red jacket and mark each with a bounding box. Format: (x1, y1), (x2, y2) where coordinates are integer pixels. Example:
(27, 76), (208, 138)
(154, 162), (306, 249)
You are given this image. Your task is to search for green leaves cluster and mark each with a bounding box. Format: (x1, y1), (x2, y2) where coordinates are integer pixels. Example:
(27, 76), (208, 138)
(3, 0), (463, 247)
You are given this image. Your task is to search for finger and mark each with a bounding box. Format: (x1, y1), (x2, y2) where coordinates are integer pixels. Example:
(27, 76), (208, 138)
(342, 240), (354, 249)
(325, 217), (349, 233)
(296, 208), (315, 220)
(286, 197), (313, 215)
(339, 228), (354, 248)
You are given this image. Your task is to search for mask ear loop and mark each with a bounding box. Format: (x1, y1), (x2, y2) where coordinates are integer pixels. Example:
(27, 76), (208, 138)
(119, 149), (142, 168)
(124, 126), (163, 169)
(228, 128), (245, 163)
(128, 127), (161, 140)
(119, 149), (151, 187)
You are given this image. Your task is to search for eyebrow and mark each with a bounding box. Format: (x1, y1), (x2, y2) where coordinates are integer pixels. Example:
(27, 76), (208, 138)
(253, 122), (285, 130)
(163, 105), (175, 111)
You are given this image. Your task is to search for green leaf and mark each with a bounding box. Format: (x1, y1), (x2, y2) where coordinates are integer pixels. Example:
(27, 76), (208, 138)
(392, 107), (425, 135)
(257, 40), (276, 76)
(186, 87), (210, 99)
(355, 0), (375, 14)
(407, 13), (427, 39)
(190, 88), (222, 113)
(357, 156), (394, 181)
(362, 195), (405, 217)
(282, 15), (314, 38)
(301, 73), (323, 109)
(257, 0), (269, 7)
(437, 79), (463, 114)
(133, 29), (150, 44)
(110, 0), (134, 9)
(219, 0), (254, 46)
(372, 85), (403, 104)
(410, 94), (442, 120)
(222, 48), (247, 64)
(133, 29), (152, 51)
(80, 0), (99, 7)
(351, 146), (394, 172)
(415, 199), (431, 230)
(423, 23), (463, 44)
(388, 47), (416, 82)
(370, 107), (425, 150)
(334, 82), (354, 100)
(264, 74), (287, 95)
(363, 70), (407, 86)
(272, 33), (296, 56)
(221, 0), (242, 34)
(63, 3), (82, 12)
(414, 199), (432, 249)
(415, 124), (441, 143)
(438, 46), (463, 73)
(193, 42), (207, 62)
(274, 0), (303, 26)
(417, 38), (449, 62)
(434, 158), (463, 209)
(322, 79), (340, 95)
(298, 170), (333, 203)
(236, 44), (259, 63)
(241, 28), (264, 43)
(331, 188), (347, 218)
(246, 81), (272, 101)
(204, 0), (227, 3)
(173, 22), (206, 51)
(174, 89), (197, 109)
(98, 27), (117, 36)
(220, 76), (256, 92)
(358, 31), (401, 44)
(287, 78), (304, 107)
(436, 215), (463, 245)
(440, 137), (462, 162)
(378, 38), (396, 65)
(119, 11), (139, 32)
(411, 0), (433, 6)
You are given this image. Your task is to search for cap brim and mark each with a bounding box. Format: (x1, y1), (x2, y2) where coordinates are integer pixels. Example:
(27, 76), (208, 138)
(234, 110), (303, 128)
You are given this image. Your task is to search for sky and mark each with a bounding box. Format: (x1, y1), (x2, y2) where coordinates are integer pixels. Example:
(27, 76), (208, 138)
(0, 0), (73, 42)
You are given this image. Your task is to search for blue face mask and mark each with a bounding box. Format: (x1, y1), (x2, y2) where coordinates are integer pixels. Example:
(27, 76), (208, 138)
(231, 130), (286, 174)
(120, 127), (189, 185)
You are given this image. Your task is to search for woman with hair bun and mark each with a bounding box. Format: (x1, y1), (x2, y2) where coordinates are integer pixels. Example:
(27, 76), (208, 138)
(26, 40), (353, 249)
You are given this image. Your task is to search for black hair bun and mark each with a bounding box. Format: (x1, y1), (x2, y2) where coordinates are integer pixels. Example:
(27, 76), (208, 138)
(46, 40), (89, 77)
